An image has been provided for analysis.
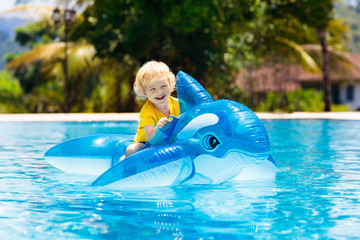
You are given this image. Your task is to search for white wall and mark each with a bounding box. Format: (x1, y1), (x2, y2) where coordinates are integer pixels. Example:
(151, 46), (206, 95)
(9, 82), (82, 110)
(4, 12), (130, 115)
(340, 83), (360, 110)
(354, 84), (360, 110)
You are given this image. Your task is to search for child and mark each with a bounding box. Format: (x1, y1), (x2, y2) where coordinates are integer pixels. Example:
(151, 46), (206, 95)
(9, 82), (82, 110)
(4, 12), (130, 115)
(125, 61), (180, 157)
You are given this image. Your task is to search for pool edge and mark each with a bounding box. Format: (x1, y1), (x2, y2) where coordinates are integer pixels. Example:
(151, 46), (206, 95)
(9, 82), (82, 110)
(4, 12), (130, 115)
(1, 112), (360, 122)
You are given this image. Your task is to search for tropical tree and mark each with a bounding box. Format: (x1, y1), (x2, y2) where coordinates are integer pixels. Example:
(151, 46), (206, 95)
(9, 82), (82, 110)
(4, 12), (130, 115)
(221, 9), (321, 107)
(265, 0), (337, 111)
(4, 0), (353, 113)
(266, 18), (352, 77)
(72, 0), (259, 92)
(0, 70), (25, 113)
(223, 1), (352, 111)
(6, 2), (142, 113)
(7, 42), (104, 112)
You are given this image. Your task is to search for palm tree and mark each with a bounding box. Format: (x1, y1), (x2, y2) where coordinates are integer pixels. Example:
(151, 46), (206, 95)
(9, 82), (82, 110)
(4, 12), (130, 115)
(5, 3), (105, 112)
(276, 36), (353, 78)
(7, 42), (102, 112)
(264, 0), (349, 111)
(278, 18), (354, 109)
(266, 15), (353, 112)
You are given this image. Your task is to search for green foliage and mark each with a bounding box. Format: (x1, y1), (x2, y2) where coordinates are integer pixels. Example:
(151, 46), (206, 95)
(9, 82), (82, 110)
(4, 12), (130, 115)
(10, 63), (43, 94)
(0, 71), (22, 99)
(266, 0), (334, 30)
(100, 57), (138, 112)
(0, 70), (25, 112)
(265, 0), (338, 112)
(229, 7), (317, 69)
(0, 39), (28, 70)
(23, 78), (63, 113)
(73, 0), (258, 86)
(215, 87), (347, 113)
(14, 21), (56, 48)
(5, 52), (22, 63)
(256, 89), (325, 112)
(327, 19), (351, 52)
(331, 104), (350, 112)
(335, 2), (360, 53)
(2, 0), (352, 113)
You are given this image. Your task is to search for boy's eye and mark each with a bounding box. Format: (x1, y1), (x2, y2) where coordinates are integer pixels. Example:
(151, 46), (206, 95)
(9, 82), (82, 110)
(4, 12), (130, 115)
(161, 85), (167, 88)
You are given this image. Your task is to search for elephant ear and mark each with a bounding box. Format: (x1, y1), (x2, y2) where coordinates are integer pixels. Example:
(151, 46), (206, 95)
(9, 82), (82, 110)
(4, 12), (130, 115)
(176, 71), (213, 113)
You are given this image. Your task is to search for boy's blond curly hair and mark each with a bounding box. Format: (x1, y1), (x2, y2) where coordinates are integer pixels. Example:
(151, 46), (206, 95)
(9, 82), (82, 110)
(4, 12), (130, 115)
(133, 61), (176, 100)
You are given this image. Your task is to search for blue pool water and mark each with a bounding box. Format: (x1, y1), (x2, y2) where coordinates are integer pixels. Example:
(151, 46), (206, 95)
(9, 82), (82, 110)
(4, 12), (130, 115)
(1, 119), (360, 239)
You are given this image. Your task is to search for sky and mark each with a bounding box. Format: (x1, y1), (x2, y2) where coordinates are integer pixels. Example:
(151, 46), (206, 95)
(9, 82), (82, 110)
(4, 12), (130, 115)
(0, 0), (59, 13)
(0, 0), (16, 12)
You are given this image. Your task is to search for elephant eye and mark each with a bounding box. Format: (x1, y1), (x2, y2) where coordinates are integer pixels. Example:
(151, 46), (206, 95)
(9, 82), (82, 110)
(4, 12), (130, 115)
(202, 135), (220, 150)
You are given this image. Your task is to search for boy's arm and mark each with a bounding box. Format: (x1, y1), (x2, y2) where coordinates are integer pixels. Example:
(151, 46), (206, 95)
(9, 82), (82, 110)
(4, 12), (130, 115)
(144, 117), (171, 142)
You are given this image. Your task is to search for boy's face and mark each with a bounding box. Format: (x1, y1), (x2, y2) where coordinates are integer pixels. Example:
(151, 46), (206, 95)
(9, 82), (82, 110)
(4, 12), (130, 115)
(145, 77), (171, 108)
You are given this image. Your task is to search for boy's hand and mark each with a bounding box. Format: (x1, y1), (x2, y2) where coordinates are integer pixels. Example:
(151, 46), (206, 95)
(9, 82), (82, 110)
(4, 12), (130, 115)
(157, 117), (171, 129)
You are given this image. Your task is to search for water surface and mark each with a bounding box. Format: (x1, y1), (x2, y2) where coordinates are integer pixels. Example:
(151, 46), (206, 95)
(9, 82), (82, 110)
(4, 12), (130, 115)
(1, 120), (360, 239)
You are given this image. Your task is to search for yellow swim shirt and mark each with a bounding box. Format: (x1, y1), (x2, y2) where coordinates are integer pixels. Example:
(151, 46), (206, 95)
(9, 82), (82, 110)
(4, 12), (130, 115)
(134, 96), (180, 143)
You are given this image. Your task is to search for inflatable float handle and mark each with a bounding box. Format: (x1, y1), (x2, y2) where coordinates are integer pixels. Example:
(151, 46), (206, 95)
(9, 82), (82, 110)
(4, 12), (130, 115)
(160, 115), (180, 144)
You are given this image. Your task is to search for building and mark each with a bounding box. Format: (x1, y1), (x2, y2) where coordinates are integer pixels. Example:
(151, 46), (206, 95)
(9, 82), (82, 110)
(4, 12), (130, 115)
(236, 53), (360, 110)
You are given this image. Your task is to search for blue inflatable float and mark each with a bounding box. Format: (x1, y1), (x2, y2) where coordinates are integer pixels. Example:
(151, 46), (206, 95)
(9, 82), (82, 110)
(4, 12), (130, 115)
(45, 71), (276, 188)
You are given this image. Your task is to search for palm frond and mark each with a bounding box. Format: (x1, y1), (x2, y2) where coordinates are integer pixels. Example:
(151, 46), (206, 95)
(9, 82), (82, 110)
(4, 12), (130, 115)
(67, 44), (99, 77)
(7, 42), (66, 69)
(302, 44), (354, 77)
(7, 42), (102, 81)
(276, 37), (321, 74)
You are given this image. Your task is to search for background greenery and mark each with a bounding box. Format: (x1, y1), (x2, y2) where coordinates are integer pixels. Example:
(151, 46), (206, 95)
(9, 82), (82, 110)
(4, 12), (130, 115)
(335, 1), (360, 53)
(0, 0), (359, 113)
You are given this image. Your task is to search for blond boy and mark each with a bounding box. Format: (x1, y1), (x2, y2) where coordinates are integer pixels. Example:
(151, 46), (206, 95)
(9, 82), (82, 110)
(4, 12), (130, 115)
(125, 61), (180, 157)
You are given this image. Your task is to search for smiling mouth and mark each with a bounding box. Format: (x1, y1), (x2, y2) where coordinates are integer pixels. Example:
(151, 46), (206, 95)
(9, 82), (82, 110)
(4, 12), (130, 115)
(155, 95), (166, 101)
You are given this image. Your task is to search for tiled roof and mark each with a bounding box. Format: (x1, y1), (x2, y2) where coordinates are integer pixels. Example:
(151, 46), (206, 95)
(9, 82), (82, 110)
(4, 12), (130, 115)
(236, 53), (360, 92)
(236, 64), (302, 92)
(352, 53), (360, 78)
(298, 53), (360, 82)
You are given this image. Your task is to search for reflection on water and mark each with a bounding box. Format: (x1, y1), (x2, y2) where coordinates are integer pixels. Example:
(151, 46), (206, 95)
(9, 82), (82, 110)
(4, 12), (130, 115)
(0, 120), (360, 239)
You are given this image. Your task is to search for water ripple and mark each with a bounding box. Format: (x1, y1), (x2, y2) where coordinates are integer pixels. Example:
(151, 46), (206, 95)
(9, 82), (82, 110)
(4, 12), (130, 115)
(0, 120), (360, 239)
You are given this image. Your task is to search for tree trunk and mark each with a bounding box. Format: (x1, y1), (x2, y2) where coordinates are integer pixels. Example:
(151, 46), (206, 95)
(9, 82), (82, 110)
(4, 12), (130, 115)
(317, 28), (331, 112)
(62, 23), (70, 113)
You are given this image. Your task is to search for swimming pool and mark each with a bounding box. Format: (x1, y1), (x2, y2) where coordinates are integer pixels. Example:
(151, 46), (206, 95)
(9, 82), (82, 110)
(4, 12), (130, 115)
(1, 119), (360, 239)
